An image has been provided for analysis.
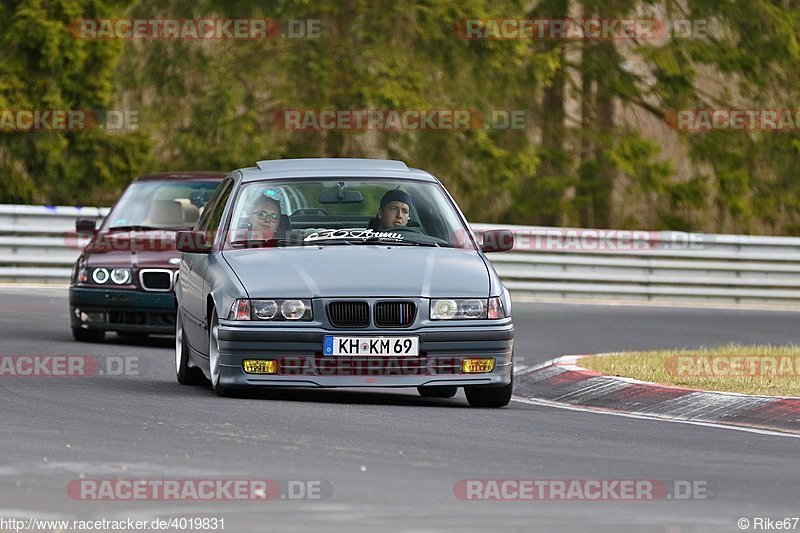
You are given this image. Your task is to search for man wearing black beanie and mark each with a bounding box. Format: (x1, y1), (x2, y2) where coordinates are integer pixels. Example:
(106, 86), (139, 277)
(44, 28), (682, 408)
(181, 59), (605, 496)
(376, 189), (413, 230)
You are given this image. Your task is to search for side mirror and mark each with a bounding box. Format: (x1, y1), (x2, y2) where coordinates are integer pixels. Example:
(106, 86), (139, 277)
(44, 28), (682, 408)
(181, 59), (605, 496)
(481, 229), (515, 253)
(176, 230), (212, 253)
(75, 218), (97, 233)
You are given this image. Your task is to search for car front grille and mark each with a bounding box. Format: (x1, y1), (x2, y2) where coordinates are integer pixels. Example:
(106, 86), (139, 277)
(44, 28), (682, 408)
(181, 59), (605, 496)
(140, 269), (173, 291)
(327, 301), (370, 328)
(374, 301), (416, 328)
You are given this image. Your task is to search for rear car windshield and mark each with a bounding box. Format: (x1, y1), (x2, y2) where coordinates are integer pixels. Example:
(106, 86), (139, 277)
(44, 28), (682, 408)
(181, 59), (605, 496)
(104, 180), (221, 230)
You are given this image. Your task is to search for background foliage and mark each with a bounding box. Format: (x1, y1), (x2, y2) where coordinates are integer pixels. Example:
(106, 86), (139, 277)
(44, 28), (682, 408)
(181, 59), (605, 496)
(0, 0), (798, 234)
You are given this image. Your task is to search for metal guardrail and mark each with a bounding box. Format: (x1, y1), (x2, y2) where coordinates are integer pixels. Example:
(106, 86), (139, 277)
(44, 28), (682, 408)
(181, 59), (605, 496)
(470, 224), (800, 306)
(1, 205), (799, 306)
(0, 205), (107, 282)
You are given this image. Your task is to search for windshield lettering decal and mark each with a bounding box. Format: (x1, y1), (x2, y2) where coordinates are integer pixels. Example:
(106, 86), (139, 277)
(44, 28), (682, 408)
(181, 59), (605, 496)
(303, 229), (405, 242)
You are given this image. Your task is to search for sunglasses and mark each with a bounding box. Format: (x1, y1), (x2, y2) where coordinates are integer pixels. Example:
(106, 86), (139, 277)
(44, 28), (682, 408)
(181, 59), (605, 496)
(252, 210), (280, 222)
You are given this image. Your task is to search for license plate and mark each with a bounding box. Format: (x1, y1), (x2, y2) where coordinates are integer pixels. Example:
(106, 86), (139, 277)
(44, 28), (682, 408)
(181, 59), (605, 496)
(323, 336), (419, 356)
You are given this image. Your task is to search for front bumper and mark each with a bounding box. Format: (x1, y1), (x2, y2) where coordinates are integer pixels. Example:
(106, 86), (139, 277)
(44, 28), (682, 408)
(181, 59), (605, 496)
(69, 286), (176, 334)
(215, 321), (514, 388)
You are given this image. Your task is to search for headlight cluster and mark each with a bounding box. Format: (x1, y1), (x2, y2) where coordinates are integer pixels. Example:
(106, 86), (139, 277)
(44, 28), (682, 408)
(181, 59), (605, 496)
(229, 299), (313, 321)
(79, 267), (132, 285)
(430, 297), (505, 320)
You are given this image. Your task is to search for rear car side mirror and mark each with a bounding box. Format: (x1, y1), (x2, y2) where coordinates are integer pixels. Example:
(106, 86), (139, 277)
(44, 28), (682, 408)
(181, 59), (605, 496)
(176, 230), (212, 253)
(481, 229), (515, 252)
(75, 218), (97, 234)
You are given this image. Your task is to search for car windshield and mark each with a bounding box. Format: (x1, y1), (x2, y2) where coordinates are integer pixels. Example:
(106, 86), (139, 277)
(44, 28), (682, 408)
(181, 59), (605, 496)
(104, 180), (221, 230)
(225, 178), (476, 250)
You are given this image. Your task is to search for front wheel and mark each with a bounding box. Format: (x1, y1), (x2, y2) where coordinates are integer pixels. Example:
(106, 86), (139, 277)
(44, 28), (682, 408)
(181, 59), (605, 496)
(176, 313), (206, 385)
(465, 376), (513, 408)
(208, 310), (231, 396)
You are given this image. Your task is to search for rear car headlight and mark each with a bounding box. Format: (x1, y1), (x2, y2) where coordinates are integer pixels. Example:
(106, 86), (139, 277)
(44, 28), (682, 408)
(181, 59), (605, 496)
(110, 268), (132, 285)
(91, 268), (110, 284)
(430, 298), (492, 320)
(229, 299), (313, 321)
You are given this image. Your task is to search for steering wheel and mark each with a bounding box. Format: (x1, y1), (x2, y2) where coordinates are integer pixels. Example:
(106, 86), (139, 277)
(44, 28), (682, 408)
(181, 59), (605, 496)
(292, 208), (328, 216)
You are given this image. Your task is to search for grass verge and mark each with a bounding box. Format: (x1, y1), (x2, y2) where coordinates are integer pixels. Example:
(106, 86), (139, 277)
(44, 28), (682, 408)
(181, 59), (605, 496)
(576, 344), (800, 397)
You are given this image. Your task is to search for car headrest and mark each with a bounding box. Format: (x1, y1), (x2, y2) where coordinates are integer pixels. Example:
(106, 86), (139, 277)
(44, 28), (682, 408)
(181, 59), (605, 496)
(276, 214), (291, 237)
(174, 199), (200, 225)
(148, 200), (184, 226)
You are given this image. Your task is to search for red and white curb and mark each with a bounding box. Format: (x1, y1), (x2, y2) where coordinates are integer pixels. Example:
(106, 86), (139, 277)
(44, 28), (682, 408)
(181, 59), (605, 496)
(512, 355), (800, 437)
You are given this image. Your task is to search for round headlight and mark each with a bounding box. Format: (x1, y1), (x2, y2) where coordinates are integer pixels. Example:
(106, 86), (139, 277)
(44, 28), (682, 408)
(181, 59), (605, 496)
(460, 299), (485, 318)
(432, 299), (457, 320)
(110, 268), (130, 285)
(91, 268), (109, 284)
(281, 300), (306, 320)
(253, 300), (278, 320)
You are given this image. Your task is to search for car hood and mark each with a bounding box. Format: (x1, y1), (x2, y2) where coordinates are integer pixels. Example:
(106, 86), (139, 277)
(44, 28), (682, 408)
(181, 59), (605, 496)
(222, 246), (490, 298)
(81, 230), (182, 269)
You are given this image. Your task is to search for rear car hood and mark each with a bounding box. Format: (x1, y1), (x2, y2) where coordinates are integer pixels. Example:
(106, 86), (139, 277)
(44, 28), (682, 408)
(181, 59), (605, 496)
(82, 230), (181, 268)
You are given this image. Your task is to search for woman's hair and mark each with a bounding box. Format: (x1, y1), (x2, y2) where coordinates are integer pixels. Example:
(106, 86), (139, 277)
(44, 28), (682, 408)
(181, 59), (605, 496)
(250, 195), (281, 213)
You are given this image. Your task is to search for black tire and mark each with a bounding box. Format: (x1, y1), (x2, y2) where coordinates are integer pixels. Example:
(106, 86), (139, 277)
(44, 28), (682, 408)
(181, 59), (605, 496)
(71, 328), (104, 342)
(176, 313), (206, 386)
(417, 385), (458, 398)
(208, 311), (231, 396)
(465, 376), (513, 408)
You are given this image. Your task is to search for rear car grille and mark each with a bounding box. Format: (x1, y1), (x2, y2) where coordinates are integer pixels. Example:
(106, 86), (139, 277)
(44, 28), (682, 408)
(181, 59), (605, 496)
(374, 301), (416, 328)
(109, 311), (176, 326)
(140, 269), (173, 291)
(327, 301), (370, 328)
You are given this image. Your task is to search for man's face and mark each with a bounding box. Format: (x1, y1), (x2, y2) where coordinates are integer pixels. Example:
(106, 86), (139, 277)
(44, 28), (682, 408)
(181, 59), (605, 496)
(378, 201), (410, 230)
(249, 200), (281, 238)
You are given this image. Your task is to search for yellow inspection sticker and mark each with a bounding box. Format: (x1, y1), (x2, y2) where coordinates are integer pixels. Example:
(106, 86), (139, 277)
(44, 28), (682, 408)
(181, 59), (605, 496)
(242, 360), (278, 374)
(462, 358), (495, 373)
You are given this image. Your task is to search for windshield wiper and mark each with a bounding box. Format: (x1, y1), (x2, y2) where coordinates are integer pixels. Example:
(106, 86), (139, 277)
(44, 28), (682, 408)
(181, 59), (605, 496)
(301, 238), (354, 246)
(230, 237), (303, 248)
(107, 225), (167, 232)
(362, 237), (441, 247)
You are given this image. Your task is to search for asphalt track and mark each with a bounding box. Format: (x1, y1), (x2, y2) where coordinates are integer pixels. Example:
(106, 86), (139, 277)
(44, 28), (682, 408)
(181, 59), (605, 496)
(2, 287), (800, 532)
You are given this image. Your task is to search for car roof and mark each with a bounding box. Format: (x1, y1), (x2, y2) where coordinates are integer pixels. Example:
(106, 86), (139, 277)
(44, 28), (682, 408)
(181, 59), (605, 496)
(238, 158), (438, 183)
(133, 171), (226, 182)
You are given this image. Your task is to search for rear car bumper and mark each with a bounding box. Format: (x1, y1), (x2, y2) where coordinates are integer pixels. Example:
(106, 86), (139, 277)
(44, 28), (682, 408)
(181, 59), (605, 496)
(215, 321), (514, 388)
(69, 286), (176, 334)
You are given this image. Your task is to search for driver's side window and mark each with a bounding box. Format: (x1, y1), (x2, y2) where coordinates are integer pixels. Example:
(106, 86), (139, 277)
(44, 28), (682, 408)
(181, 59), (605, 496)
(197, 178), (233, 237)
